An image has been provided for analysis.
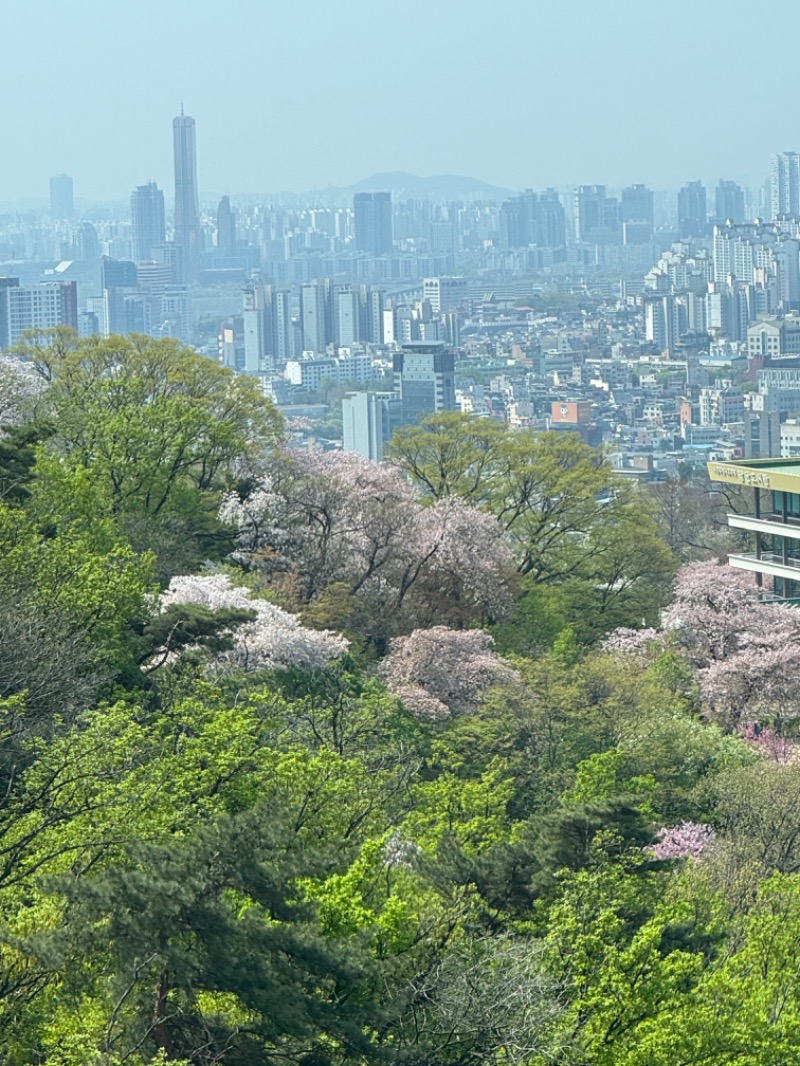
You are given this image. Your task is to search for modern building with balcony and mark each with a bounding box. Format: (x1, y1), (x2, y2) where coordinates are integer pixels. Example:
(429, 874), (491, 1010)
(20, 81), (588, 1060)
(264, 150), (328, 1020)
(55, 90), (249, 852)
(709, 458), (800, 599)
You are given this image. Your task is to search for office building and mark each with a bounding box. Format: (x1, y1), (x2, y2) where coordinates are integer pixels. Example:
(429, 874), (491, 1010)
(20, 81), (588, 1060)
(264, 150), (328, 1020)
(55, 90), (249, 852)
(101, 257), (138, 290)
(744, 392), (782, 459)
(678, 181), (708, 238)
(709, 458), (800, 599)
(353, 192), (393, 255)
(342, 391), (401, 461)
(537, 189), (567, 247)
(173, 111), (201, 284)
(0, 278), (78, 350)
(423, 276), (469, 314)
(715, 180), (746, 224)
(392, 341), (456, 424)
(76, 223), (100, 260)
(217, 196), (236, 258)
(620, 184), (654, 245)
(771, 153), (800, 219)
(747, 316), (800, 359)
(49, 174), (74, 219)
(131, 182), (166, 262)
(621, 184), (654, 225)
(574, 185), (621, 244)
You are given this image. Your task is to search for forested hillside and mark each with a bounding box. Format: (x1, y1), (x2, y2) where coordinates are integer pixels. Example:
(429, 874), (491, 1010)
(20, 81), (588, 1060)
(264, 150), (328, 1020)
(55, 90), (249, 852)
(0, 330), (799, 1065)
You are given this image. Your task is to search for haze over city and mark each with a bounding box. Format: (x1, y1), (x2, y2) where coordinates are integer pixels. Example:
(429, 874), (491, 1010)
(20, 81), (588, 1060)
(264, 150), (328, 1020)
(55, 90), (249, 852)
(3, 0), (799, 203)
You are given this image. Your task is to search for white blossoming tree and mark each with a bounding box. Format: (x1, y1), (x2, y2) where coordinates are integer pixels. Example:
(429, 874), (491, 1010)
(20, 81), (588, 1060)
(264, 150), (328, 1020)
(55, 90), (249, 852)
(0, 354), (44, 428)
(159, 573), (348, 674)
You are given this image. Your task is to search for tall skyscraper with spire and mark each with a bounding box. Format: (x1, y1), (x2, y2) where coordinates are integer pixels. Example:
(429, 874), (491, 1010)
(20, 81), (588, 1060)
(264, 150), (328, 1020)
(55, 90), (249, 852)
(172, 110), (200, 284)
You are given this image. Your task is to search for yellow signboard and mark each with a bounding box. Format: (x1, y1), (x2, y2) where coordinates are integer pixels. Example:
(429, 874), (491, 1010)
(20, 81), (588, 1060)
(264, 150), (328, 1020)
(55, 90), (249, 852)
(709, 464), (772, 488)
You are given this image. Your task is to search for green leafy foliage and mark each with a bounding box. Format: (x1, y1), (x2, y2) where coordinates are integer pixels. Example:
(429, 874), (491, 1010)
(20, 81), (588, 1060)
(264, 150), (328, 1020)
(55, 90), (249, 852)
(0, 332), (792, 1063)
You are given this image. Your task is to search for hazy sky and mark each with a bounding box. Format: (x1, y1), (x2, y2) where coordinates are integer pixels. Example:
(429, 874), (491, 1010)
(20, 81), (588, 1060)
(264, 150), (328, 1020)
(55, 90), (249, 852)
(2, 0), (798, 203)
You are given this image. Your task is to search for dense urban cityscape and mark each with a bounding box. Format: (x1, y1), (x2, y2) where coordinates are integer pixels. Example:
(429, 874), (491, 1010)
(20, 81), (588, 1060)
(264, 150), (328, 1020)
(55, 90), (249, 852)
(5, 117), (800, 482)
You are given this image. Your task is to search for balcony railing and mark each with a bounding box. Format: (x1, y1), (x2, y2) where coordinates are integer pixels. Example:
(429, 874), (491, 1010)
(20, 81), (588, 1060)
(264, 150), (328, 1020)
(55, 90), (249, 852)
(730, 511), (800, 526)
(727, 512), (800, 542)
(728, 552), (800, 577)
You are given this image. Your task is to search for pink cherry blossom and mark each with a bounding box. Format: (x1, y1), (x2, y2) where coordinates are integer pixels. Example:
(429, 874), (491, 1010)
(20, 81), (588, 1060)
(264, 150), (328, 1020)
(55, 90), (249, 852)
(742, 724), (798, 765)
(379, 626), (518, 719)
(650, 821), (716, 861)
(220, 450), (515, 630)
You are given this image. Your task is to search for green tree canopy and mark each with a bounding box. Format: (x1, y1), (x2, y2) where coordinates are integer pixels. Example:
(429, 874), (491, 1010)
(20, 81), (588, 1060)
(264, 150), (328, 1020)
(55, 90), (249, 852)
(14, 329), (283, 579)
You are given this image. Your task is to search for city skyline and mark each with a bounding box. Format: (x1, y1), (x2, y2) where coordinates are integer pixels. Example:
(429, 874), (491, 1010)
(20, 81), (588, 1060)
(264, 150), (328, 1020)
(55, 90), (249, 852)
(4, 0), (800, 203)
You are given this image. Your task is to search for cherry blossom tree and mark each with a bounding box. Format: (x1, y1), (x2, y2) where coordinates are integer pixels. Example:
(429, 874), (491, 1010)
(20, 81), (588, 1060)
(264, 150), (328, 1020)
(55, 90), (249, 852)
(0, 355), (44, 427)
(220, 450), (515, 639)
(606, 561), (800, 729)
(663, 561), (800, 727)
(650, 821), (716, 861)
(663, 560), (771, 664)
(378, 626), (518, 719)
(601, 627), (664, 659)
(742, 724), (798, 765)
(159, 573), (348, 673)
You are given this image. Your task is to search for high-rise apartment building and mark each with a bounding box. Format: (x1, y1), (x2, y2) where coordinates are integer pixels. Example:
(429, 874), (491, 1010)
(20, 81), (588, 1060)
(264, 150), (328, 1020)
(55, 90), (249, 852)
(131, 182), (166, 262)
(334, 286), (360, 347)
(173, 111), (201, 284)
(771, 153), (800, 218)
(242, 283), (270, 375)
(367, 288), (385, 344)
(300, 280), (330, 353)
(0, 278), (78, 350)
(242, 282), (295, 374)
(678, 181), (708, 238)
(49, 174), (74, 219)
(500, 189), (566, 248)
(353, 192), (393, 255)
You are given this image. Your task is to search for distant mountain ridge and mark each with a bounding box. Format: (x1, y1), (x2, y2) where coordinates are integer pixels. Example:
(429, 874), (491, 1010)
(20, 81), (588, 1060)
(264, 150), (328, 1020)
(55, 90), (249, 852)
(0, 174), (516, 215)
(231, 172), (516, 206)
